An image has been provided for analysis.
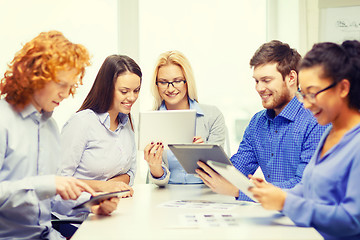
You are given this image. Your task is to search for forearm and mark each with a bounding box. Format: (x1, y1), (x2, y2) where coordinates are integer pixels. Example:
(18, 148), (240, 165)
(0, 176), (56, 205)
(283, 193), (360, 237)
(80, 179), (109, 192)
(148, 165), (170, 187)
(108, 174), (130, 185)
(148, 163), (164, 178)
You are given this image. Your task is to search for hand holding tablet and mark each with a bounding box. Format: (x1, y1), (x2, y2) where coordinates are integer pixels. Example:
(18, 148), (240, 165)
(206, 161), (257, 202)
(73, 190), (130, 209)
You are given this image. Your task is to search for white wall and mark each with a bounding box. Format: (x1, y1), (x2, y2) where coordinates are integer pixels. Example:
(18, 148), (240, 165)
(266, 0), (300, 52)
(1, 0), (303, 184)
(0, 0), (118, 129)
(138, 0), (267, 154)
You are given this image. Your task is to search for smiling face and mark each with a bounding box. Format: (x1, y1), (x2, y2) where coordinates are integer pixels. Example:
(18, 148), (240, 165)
(298, 66), (342, 126)
(31, 68), (79, 112)
(253, 63), (294, 115)
(108, 72), (141, 115)
(157, 63), (189, 110)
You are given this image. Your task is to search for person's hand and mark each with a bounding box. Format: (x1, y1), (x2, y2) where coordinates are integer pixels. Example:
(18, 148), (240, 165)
(248, 174), (265, 184)
(195, 161), (239, 197)
(144, 142), (164, 178)
(91, 197), (119, 216)
(55, 176), (95, 200)
(193, 136), (204, 144)
(248, 177), (286, 211)
(104, 181), (134, 198)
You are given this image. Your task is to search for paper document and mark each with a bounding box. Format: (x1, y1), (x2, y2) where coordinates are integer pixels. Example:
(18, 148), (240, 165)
(158, 200), (241, 210)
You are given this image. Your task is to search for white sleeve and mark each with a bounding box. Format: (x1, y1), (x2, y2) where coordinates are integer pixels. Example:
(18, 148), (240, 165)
(0, 175), (56, 207)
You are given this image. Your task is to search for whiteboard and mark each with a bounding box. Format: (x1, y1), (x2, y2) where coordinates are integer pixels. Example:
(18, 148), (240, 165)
(319, 5), (360, 43)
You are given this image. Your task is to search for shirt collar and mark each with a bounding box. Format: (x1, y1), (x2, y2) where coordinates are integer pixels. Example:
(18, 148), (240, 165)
(20, 104), (53, 123)
(98, 112), (129, 130)
(159, 98), (204, 116)
(265, 96), (302, 121)
(317, 123), (359, 162)
(336, 122), (360, 144)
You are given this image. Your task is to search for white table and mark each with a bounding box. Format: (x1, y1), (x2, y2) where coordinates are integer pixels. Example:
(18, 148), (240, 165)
(72, 184), (323, 240)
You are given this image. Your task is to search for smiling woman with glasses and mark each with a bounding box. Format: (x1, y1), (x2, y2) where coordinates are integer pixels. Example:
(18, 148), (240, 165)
(249, 40), (360, 240)
(143, 50), (226, 187)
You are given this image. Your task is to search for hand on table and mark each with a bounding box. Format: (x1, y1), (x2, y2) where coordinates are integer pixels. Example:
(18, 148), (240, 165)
(195, 161), (239, 197)
(144, 142), (164, 178)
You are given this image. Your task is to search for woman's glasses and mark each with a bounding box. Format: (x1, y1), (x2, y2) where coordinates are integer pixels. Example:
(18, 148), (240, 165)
(156, 80), (187, 89)
(296, 82), (337, 104)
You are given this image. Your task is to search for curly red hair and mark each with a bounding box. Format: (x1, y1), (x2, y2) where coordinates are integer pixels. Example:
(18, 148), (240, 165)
(0, 30), (91, 111)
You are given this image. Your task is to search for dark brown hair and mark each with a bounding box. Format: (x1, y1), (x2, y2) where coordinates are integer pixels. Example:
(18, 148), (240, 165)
(78, 55), (142, 129)
(250, 40), (301, 81)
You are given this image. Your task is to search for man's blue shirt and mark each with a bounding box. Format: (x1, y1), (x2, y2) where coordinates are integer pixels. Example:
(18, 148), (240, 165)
(231, 97), (327, 200)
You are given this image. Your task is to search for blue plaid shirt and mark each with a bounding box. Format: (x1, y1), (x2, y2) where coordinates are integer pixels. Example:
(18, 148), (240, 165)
(231, 97), (327, 201)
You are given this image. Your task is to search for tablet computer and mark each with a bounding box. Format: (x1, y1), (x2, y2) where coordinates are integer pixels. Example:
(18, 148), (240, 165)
(168, 144), (232, 174)
(206, 161), (257, 202)
(73, 190), (130, 209)
(138, 110), (196, 150)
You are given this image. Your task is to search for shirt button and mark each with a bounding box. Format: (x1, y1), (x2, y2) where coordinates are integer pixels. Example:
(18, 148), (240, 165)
(275, 130), (278, 133)
(267, 174), (270, 178)
(271, 153), (274, 156)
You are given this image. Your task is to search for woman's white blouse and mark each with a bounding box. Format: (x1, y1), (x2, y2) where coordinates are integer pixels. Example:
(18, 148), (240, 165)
(58, 109), (137, 186)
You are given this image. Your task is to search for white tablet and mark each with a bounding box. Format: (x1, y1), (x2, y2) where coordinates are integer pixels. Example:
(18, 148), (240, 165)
(206, 161), (257, 202)
(138, 110), (196, 150)
(168, 144), (232, 174)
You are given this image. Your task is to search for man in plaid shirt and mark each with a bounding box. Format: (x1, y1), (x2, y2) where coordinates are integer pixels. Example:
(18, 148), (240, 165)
(196, 40), (327, 201)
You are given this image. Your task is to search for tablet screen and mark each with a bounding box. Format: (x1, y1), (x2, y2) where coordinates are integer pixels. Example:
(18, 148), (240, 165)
(168, 144), (232, 174)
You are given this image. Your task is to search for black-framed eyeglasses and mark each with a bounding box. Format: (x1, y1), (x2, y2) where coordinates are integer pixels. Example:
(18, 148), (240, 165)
(156, 80), (187, 89)
(296, 82), (337, 104)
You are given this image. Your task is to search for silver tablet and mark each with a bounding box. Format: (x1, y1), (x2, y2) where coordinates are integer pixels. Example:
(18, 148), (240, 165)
(168, 144), (232, 174)
(138, 110), (196, 150)
(73, 190), (130, 209)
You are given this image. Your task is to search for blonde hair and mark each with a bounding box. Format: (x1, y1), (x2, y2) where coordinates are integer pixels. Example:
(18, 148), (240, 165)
(0, 30), (91, 111)
(151, 50), (198, 109)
